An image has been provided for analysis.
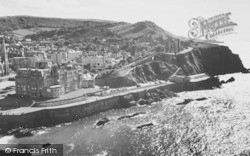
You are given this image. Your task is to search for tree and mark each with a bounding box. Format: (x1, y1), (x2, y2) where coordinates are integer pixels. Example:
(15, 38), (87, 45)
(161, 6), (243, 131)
(154, 44), (165, 52)
(127, 56), (133, 63)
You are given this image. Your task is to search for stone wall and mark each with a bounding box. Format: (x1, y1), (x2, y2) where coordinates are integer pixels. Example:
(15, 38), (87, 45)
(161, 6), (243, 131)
(0, 82), (184, 131)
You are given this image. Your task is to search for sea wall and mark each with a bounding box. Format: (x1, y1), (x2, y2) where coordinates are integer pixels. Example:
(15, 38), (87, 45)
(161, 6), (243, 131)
(0, 82), (184, 130)
(0, 96), (120, 130)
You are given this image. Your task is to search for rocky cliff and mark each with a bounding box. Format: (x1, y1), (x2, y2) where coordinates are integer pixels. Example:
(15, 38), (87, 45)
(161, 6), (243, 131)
(96, 61), (178, 88)
(97, 43), (248, 88)
(176, 43), (248, 76)
(131, 61), (178, 83)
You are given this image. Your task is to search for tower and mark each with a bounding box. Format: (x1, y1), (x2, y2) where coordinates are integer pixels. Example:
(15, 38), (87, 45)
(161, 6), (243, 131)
(177, 39), (180, 52)
(2, 35), (10, 75)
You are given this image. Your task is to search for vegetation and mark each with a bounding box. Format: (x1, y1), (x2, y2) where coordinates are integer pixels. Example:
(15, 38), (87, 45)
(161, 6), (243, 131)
(0, 16), (114, 32)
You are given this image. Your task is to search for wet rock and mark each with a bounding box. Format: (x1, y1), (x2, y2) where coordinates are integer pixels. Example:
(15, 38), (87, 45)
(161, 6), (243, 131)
(220, 80), (226, 84)
(138, 98), (150, 105)
(42, 143), (51, 148)
(165, 90), (178, 97)
(158, 90), (167, 98)
(96, 117), (110, 126)
(196, 97), (207, 101)
(118, 112), (146, 120)
(184, 76), (222, 91)
(128, 100), (137, 106)
(119, 94), (135, 108)
(220, 77), (235, 85)
(237, 150), (250, 156)
(9, 128), (34, 138)
(145, 92), (152, 99)
(147, 98), (155, 103)
(177, 99), (194, 105)
(226, 77), (235, 83)
(14, 129), (34, 138)
(136, 122), (154, 129)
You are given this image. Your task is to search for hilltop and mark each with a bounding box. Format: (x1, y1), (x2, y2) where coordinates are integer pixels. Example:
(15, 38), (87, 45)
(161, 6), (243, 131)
(0, 16), (115, 32)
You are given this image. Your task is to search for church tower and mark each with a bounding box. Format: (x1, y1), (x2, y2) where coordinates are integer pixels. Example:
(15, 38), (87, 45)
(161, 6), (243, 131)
(2, 35), (10, 75)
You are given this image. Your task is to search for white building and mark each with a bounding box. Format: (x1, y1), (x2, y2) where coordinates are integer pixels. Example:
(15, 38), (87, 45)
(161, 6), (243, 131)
(82, 73), (96, 88)
(81, 52), (112, 68)
(51, 52), (64, 65)
(67, 50), (82, 61)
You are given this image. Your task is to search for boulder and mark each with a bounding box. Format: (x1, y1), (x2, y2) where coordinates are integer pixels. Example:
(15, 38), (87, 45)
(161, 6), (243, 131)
(177, 99), (194, 105)
(96, 117), (110, 126)
(136, 122), (154, 129)
(226, 77), (235, 83)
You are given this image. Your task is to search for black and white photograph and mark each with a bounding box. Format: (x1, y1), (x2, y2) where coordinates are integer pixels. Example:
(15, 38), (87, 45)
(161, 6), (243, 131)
(0, 0), (250, 155)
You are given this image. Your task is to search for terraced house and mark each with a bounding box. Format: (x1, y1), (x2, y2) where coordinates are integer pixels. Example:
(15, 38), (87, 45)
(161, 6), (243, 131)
(15, 63), (96, 98)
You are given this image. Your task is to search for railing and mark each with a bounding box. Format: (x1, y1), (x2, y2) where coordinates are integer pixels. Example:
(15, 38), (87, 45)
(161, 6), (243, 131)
(34, 95), (87, 107)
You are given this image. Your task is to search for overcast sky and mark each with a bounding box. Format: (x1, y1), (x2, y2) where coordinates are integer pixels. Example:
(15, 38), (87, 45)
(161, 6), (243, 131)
(0, 0), (249, 40)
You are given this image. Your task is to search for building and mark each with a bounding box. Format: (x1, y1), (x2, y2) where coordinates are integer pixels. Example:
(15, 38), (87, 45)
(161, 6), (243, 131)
(11, 57), (39, 70)
(1, 36), (10, 75)
(81, 73), (95, 88)
(15, 68), (55, 98)
(15, 64), (96, 98)
(44, 85), (64, 98)
(67, 50), (82, 61)
(26, 51), (47, 61)
(0, 58), (4, 76)
(81, 52), (112, 68)
(51, 52), (64, 65)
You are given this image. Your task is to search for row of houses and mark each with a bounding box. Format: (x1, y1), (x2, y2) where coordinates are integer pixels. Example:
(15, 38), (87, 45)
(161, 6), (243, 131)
(15, 62), (96, 99)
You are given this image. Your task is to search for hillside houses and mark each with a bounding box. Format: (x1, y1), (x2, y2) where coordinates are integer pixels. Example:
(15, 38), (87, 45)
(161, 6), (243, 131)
(15, 62), (96, 98)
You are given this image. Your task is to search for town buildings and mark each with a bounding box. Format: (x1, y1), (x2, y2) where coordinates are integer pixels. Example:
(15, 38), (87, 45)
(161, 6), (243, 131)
(81, 51), (112, 68)
(15, 62), (96, 98)
(10, 51), (48, 70)
(0, 57), (4, 76)
(0, 36), (10, 76)
(67, 50), (82, 61)
(51, 52), (65, 65)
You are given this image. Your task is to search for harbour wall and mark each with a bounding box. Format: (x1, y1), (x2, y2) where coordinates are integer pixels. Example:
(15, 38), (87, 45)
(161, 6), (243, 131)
(0, 82), (184, 130)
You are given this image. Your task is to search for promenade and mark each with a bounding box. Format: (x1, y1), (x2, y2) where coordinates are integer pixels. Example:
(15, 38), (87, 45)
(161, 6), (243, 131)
(0, 81), (174, 115)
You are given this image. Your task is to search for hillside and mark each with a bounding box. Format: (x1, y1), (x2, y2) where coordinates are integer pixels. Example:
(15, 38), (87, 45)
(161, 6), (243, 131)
(0, 16), (116, 32)
(96, 61), (178, 88)
(109, 21), (172, 39)
(0, 16), (247, 88)
(17, 19), (180, 55)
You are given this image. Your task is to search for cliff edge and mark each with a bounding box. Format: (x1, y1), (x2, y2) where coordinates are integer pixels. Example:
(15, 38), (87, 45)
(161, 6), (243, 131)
(176, 43), (248, 76)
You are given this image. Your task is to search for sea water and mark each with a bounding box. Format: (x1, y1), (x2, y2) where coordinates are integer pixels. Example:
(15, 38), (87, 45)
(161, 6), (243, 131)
(1, 73), (250, 156)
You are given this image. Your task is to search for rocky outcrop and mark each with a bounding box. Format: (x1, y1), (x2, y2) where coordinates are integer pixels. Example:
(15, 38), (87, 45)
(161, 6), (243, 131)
(117, 112), (146, 120)
(96, 61), (178, 88)
(118, 89), (178, 108)
(95, 117), (110, 126)
(176, 44), (248, 76)
(96, 74), (137, 88)
(136, 122), (154, 129)
(97, 42), (247, 88)
(131, 61), (178, 83)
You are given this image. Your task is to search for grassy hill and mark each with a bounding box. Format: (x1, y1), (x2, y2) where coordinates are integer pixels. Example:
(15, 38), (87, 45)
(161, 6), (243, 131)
(0, 15), (115, 32)
(109, 21), (172, 39)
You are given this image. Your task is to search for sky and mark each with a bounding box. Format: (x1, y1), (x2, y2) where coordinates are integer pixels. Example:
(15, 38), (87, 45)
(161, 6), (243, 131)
(0, 0), (250, 66)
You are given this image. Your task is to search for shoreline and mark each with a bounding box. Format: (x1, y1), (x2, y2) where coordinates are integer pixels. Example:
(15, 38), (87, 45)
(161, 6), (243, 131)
(0, 76), (221, 132)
